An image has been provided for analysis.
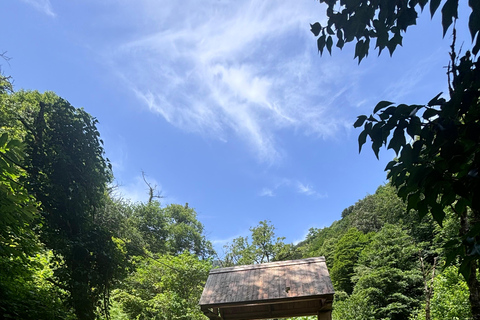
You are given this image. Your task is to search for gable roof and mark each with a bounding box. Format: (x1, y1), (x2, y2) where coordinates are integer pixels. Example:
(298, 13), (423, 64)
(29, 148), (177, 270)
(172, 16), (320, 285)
(199, 257), (334, 320)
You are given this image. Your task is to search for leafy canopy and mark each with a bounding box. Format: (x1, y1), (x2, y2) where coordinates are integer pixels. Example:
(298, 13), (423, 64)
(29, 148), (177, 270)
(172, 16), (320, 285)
(312, 0), (480, 62)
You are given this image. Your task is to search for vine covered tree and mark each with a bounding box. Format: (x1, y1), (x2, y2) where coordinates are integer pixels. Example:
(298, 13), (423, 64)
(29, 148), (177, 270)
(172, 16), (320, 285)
(3, 90), (122, 320)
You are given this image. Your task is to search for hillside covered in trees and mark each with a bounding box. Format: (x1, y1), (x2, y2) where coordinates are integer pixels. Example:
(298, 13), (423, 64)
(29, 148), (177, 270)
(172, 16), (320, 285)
(1, 68), (472, 319)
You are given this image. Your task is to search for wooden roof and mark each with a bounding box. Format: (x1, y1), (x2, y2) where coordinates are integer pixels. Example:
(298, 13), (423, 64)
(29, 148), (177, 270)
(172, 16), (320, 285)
(199, 257), (334, 320)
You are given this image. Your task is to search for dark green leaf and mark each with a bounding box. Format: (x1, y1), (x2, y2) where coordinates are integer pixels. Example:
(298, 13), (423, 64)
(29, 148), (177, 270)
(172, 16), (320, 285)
(430, 202), (445, 227)
(388, 126), (406, 154)
(326, 36), (333, 55)
(358, 130), (368, 153)
(354, 115), (368, 128)
(407, 192), (420, 212)
(468, 6), (480, 41)
(0, 132), (8, 147)
(423, 108), (438, 119)
(418, 0), (428, 10)
(310, 22), (322, 36)
(417, 199), (428, 219)
(373, 101), (394, 113)
(317, 35), (326, 55)
(427, 92), (444, 106)
(6, 139), (22, 149)
(441, 0), (458, 36)
(459, 257), (474, 282)
(430, 0), (441, 17)
(406, 116), (421, 138)
(473, 36), (480, 55)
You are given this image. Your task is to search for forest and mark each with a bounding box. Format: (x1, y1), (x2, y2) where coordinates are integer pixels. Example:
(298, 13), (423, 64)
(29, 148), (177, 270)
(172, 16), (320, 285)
(0, 70), (474, 319)
(2, 0), (480, 319)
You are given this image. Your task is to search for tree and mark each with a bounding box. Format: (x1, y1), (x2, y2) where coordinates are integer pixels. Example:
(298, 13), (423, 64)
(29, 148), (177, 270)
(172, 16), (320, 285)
(163, 203), (214, 258)
(330, 228), (372, 294)
(352, 224), (424, 320)
(312, 0), (480, 317)
(5, 90), (122, 320)
(0, 77), (77, 320)
(332, 291), (376, 320)
(112, 252), (211, 320)
(411, 265), (472, 320)
(222, 220), (297, 266)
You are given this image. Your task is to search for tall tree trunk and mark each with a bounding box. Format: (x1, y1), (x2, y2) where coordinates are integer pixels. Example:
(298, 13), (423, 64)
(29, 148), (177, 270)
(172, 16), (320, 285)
(467, 261), (480, 320)
(463, 209), (480, 320)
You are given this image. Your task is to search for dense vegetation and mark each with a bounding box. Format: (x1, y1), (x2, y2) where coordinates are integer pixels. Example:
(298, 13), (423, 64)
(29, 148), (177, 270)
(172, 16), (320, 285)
(312, 0), (480, 318)
(0, 68), (475, 319)
(2, 0), (479, 317)
(0, 75), (214, 320)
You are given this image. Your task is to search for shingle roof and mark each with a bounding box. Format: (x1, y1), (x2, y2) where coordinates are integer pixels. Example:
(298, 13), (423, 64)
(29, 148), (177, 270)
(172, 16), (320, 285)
(199, 257), (334, 320)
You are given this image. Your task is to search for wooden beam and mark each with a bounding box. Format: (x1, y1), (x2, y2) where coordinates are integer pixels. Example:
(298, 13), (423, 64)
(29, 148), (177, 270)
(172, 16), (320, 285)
(201, 306), (223, 320)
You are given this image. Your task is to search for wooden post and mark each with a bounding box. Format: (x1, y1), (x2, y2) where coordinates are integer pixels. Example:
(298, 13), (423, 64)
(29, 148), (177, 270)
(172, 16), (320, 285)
(318, 310), (332, 320)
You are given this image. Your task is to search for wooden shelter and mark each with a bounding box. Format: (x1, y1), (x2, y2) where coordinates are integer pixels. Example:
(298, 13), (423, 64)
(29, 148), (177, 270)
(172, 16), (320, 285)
(199, 257), (334, 320)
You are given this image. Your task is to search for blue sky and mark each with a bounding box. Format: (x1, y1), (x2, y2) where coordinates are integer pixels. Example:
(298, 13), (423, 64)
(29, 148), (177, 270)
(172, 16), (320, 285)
(1, 0), (472, 256)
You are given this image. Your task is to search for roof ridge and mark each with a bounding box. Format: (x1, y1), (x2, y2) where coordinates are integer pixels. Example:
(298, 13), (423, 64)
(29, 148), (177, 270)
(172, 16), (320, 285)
(209, 256), (325, 274)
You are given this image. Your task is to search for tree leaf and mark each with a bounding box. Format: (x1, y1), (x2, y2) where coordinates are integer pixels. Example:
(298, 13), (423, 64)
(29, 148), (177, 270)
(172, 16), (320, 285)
(373, 101), (394, 113)
(441, 0), (459, 36)
(423, 108), (438, 119)
(358, 129), (368, 153)
(310, 22), (322, 36)
(468, 3), (480, 42)
(326, 36), (333, 55)
(0, 132), (8, 147)
(388, 126), (406, 154)
(317, 35), (326, 55)
(354, 115), (368, 128)
(430, 0), (442, 17)
(427, 92), (444, 106)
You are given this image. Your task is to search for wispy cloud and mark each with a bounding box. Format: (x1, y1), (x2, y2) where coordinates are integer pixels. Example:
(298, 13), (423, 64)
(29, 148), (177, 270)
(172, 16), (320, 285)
(19, 0), (55, 16)
(103, 1), (357, 163)
(296, 181), (328, 198)
(260, 178), (327, 198)
(297, 182), (316, 196)
(259, 188), (275, 197)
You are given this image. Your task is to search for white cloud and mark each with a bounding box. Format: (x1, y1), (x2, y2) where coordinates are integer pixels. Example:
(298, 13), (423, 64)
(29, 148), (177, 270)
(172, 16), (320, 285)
(296, 181), (328, 198)
(259, 178), (327, 198)
(259, 188), (275, 197)
(103, 0), (357, 163)
(19, 0), (55, 16)
(297, 182), (315, 196)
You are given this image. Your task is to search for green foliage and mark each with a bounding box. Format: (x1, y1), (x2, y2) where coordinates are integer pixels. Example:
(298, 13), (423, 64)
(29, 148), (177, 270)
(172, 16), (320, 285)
(222, 220), (298, 266)
(313, 0), (480, 316)
(356, 53), (480, 280)
(429, 266), (471, 319)
(332, 291), (376, 320)
(330, 228), (372, 294)
(163, 204), (214, 258)
(352, 225), (424, 320)
(0, 131), (38, 263)
(0, 247), (76, 320)
(0, 77), (64, 319)
(112, 252), (210, 320)
(312, 0), (480, 62)
(103, 199), (214, 259)
(411, 266), (472, 320)
(4, 89), (122, 320)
